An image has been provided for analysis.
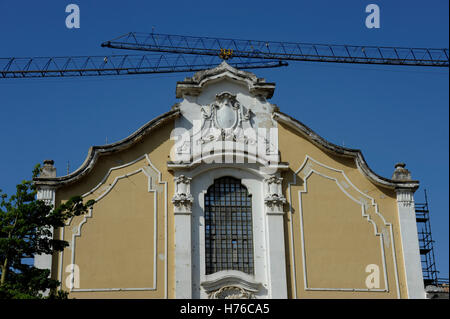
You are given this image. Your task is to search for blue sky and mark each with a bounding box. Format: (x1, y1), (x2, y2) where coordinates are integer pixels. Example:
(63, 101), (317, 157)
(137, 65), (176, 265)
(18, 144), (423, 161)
(0, 1), (448, 280)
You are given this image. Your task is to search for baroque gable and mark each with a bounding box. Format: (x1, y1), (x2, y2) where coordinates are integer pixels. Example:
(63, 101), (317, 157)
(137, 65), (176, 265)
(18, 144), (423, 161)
(170, 61), (281, 170)
(33, 62), (424, 299)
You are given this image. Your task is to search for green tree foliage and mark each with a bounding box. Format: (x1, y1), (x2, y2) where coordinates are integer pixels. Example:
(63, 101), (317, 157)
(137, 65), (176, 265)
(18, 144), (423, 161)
(0, 164), (94, 299)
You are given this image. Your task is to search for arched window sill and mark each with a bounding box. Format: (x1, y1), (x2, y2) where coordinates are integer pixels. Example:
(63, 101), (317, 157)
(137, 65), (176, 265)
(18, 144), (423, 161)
(200, 270), (262, 296)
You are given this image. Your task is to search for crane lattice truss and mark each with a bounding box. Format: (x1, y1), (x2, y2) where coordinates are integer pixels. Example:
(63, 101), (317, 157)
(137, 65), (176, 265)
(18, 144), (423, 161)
(102, 32), (449, 67)
(0, 54), (285, 78)
(1, 32), (449, 78)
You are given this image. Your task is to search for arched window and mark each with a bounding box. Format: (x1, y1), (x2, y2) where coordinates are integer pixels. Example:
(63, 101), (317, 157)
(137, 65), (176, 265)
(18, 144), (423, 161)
(204, 176), (254, 275)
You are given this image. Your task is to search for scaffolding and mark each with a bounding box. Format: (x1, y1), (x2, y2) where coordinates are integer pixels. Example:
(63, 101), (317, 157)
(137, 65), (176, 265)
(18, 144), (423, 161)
(415, 190), (448, 287)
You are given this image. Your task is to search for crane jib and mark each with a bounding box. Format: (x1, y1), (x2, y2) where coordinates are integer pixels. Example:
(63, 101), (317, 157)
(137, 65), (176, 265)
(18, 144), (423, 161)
(101, 32), (449, 68)
(1, 32), (448, 79)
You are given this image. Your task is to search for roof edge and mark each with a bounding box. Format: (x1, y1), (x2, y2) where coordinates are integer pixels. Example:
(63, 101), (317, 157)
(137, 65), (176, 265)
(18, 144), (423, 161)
(175, 61), (275, 99)
(34, 108), (180, 188)
(273, 111), (419, 191)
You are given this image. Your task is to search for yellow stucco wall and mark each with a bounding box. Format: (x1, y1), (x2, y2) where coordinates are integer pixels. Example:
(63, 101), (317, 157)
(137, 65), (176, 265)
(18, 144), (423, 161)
(53, 121), (175, 299)
(278, 122), (407, 298)
(51, 115), (407, 299)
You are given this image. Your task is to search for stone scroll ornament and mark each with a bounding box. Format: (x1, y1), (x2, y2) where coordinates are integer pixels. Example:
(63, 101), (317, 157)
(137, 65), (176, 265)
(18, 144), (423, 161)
(177, 91), (279, 164)
(264, 176), (286, 208)
(172, 175), (193, 209)
(208, 286), (255, 299)
(199, 92), (253, 144)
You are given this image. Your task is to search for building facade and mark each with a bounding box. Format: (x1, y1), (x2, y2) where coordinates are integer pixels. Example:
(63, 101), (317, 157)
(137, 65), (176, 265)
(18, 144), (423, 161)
(34, 62), (425, 299)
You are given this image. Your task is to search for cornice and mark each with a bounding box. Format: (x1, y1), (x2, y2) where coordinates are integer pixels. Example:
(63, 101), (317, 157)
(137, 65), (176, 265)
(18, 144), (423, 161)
(175, 61), (275, 99)
(273, 111), (419, 191)
(34, 108), (180, 188)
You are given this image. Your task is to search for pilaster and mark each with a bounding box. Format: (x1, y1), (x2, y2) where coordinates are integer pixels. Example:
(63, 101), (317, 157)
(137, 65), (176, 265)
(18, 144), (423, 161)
(263, 175), (288, 298)
(34, 160), (56, 296)
(392, 163), (425, 299)
(172, 174), (194, 298)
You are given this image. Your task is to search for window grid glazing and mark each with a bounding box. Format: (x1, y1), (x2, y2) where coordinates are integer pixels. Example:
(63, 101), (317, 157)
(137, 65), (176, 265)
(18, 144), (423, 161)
(204, 176), (254, 275)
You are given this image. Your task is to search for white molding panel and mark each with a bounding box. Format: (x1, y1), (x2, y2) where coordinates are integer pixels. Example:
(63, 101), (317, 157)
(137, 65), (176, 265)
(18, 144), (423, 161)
(287, 156), (401, 297)
(59, 154), (168, 296)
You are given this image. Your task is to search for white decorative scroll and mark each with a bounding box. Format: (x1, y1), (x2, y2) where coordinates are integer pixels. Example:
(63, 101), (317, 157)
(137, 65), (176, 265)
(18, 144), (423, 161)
(171, 91), (280, 167)
(396, 189), (414, 208)
(198, 92), (253, 145)
(209, 286), (255, 299)
(264, 176), (286, 211)
(37, 186), (56, 207)
(200, 270), (261, 299)
(172, 175), (194, 213)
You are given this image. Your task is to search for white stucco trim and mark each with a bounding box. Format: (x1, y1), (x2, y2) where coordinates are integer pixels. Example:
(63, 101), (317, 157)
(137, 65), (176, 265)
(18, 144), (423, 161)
(172, 174), (194, 298)
(201, 270), (263, 294)
(188, 166), (270, 299)
(173, 210), (193, 298)
(265, 211), (288, 298)
(263, 175), (288, 298)
(395, 189), (426, 299)
(287, 155), (401, 297)
(34, 185), (56, 296)
(171, 158), (290, 299)
(35, 186), (56, 270)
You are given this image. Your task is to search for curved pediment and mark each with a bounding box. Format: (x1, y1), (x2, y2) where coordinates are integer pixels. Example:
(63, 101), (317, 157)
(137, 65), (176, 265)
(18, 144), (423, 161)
(273, 111), (419, 191)
(34, 64), (418, 194)
(34, 108), (180, 188)
(175, 61), (275, 99)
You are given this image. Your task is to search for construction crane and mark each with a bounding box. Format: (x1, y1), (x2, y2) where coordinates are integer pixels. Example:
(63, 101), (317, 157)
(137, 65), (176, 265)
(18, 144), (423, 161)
(1, 32), (448, 79)
(0, 54), (286, 79)
(2, 31), (449, 288)
(101, 32), (449, 67)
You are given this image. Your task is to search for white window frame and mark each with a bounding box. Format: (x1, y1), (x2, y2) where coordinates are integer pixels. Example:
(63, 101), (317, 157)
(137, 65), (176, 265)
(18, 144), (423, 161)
(172, 163), (288, 299)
